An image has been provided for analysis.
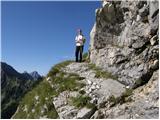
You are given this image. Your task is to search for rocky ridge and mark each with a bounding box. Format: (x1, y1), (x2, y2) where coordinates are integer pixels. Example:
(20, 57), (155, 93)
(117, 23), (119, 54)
(51, 62), (126, 119)
(49, 62), (158, 119)
(12, 0), (159, 119)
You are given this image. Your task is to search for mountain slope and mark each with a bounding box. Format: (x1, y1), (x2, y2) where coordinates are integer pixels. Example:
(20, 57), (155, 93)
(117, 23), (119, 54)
(12, 0), (159, 119)
(1, 62), (41, 118)
(13, 59), (158, 119)
(13, 60), (126, 118)
(12, 61), (74, 118)
(12, 80), (58, 119)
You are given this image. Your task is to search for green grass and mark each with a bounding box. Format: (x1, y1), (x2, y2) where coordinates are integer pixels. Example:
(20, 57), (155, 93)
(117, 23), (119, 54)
(13, 80), (58, 119)
(88, 63), (118, 80)
(47, 60), (73, 77)
(122, 88), (133, 97)
(50, 72), (86, 94)
(83, 52), (89, 62)
(70, 95), (95, 109)
(47, 60), (86, 94)
(108, 88), (133, 107)
(13, 60), (87, 118)
(120, 89), (133, 103)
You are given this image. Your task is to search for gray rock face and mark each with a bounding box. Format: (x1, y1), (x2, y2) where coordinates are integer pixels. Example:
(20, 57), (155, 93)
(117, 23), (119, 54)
(77, 107), (96, 119)
(91, 70), (159, 119)
(52, 91), (79, 119)
(89, 0), (159, 88)
(88, 1), (159, 118)
(52, 62), (126, 119)
(150, 35), (158, 45)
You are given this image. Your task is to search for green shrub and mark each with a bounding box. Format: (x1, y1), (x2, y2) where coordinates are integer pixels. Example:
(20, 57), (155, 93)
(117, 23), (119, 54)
(70, 95), (92, 108)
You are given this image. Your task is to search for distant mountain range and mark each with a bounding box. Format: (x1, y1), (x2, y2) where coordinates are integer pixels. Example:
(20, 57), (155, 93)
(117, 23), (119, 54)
(1, 62), (42, 119)
(1, 62), (42, 81)
(22, 71), (42, 81)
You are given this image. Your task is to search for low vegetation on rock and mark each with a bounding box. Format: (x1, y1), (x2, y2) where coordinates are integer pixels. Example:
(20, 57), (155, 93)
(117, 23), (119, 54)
(70, 95), (95, 109)
(13, 60), (87, 119)
(108, 88), (133, 107)
(83, 52), (90, 62)
(47, 60), (73, 78)
(88, 63), (118, 80)
(12, 80), (58, 119)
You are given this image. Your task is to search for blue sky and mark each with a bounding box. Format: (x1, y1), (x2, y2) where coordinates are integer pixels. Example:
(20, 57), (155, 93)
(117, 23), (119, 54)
(1, 1), (101, 75)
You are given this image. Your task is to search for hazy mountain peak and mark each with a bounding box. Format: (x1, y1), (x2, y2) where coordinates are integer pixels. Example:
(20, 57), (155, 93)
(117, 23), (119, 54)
(30, 71), (41, 80)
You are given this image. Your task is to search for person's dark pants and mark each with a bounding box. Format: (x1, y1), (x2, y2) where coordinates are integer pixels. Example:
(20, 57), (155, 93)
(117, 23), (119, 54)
(75, 45), (84, 62)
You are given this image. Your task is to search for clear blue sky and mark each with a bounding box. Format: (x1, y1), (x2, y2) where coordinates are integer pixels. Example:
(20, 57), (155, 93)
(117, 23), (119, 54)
(1, 1), (101, 75)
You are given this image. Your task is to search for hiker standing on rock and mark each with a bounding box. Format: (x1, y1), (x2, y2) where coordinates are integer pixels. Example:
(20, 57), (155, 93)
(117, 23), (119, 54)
(75, 29), (86, 62)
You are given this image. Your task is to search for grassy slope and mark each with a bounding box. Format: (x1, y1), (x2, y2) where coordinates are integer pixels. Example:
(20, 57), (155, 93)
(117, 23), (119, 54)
(13, 58), (119, 118)
(13, 60), (87, 118)
(13, 80), (58, 119)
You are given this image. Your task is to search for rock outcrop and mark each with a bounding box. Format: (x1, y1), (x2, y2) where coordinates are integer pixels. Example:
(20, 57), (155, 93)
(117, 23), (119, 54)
(91, 69), (159, 119)
(88, 1), (159, 118)
(53, 62), (126, 119)
(90, 0), (159, 88)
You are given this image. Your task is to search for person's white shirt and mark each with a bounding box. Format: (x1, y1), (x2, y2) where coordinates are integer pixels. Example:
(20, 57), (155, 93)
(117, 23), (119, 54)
(75, 34), (85, 46)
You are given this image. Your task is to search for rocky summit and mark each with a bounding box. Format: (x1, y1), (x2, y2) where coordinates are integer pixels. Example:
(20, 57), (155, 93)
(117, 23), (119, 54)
(12, 0), (159, 119)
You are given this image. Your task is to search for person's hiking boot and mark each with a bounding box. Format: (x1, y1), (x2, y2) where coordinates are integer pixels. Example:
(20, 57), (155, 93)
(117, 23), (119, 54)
(75, 58), (78, 62)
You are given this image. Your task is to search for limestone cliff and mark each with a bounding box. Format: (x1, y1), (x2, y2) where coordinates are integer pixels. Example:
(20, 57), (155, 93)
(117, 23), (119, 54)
(90, 0), (159, 88)
(88, 1), (159, 118)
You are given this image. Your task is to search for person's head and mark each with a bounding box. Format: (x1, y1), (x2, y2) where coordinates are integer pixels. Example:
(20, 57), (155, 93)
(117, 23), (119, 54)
(77, 29), (82, 35)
